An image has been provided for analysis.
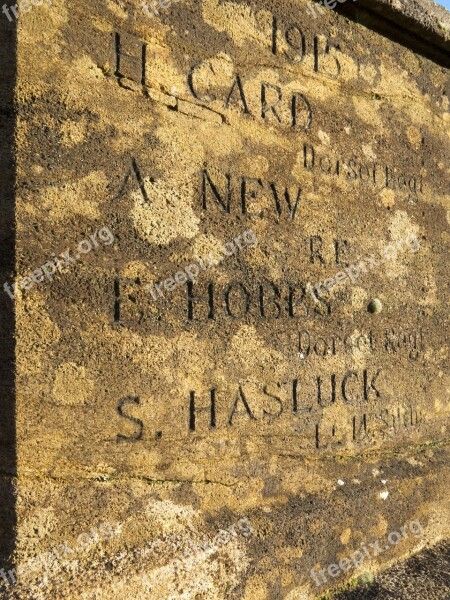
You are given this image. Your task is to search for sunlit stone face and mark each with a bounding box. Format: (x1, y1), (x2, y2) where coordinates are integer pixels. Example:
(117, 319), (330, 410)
(2, 0), (449, 597)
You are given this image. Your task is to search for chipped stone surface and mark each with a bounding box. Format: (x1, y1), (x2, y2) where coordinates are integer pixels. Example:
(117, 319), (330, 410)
(334, 538), (450, 599)
(0, 0), (449, 598)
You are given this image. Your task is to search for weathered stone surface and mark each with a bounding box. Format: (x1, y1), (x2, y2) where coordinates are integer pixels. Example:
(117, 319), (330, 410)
(335, 538), (450, 599)
(1, 0), (449, 598)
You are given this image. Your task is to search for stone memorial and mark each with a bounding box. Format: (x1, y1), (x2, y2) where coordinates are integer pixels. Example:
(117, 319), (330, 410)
(0, 0), (449, 597)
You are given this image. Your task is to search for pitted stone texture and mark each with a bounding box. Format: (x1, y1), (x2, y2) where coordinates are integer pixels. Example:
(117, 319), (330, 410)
(334, 538), (450, 600)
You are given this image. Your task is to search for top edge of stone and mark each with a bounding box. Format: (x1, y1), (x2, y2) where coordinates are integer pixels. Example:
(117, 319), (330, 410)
(381, 0), (449, 35)
(334, 0), (450, 63)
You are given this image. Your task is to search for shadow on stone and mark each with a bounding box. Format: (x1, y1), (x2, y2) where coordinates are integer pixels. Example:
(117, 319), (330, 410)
(332, 0), (450, 69)
(0, 12), (17, 582)
(334, 539), (450, 600)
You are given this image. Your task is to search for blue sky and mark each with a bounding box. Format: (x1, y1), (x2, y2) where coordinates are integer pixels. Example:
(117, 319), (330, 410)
(435, 0), (450, 10)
